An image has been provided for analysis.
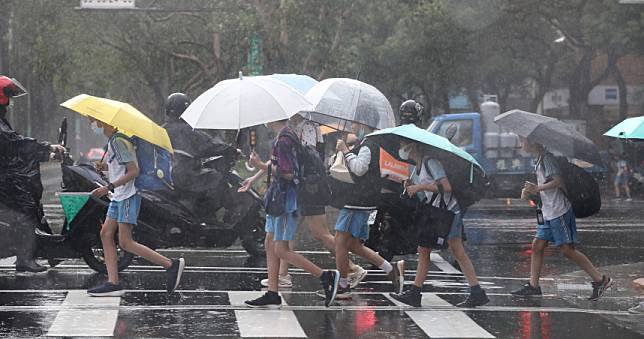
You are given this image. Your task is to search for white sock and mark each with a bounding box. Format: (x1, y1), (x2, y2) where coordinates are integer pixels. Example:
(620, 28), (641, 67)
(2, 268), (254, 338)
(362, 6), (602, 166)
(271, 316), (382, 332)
(379, 261), (393, 274)
(339, 277), (349, 288)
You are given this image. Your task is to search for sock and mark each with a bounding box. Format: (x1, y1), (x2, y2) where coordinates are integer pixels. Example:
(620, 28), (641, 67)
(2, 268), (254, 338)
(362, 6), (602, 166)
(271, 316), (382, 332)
(469, 284), (483, 294)
(339, 278), (349, 289)
(379, 261), (393, 274)
(410, 284), (422, 294)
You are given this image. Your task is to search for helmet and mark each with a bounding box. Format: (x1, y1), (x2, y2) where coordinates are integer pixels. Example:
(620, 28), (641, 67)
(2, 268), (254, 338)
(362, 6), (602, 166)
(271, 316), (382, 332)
(399, 99), (423, 125)
(165, 92), (191, 118)
(0, 76), (28, 106)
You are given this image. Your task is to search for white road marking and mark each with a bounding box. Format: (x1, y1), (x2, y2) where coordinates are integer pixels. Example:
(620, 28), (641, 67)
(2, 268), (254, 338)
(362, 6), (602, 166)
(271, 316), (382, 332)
(46, 290), (120, 337)
(405, 294), (495, 338)
(229, 291), (307, 338)
(431, 253), (462, 274)
(0, 256), (16, 266)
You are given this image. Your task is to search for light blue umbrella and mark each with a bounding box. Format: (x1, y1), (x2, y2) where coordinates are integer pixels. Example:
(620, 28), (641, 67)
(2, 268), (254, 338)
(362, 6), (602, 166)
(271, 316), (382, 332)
(367, 124), (482, 169)
(268, 74), (318, 95)
(604, 116), (644, 140)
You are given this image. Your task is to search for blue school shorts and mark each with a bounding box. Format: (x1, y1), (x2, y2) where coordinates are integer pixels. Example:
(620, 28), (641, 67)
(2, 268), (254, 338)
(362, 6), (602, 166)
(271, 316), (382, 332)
(106, 194), (141, 225)
(335, 209), (371, 240)
(265, 211), (298, 241)
(536, 208), (577, 246)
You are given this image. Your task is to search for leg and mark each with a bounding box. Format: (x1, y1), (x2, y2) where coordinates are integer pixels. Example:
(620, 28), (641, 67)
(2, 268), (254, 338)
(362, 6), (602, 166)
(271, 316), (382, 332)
(414, 246), (432, 288)
(614, 181), (621, 198)
(277, 241), (293, 277)
(530, 238), (548, 287)
(348, 238), (387, 267)
(265, 233), (280, 292)
(335, 231), (353, 280)
(624, 183), (632, 199)
(560, 245), (602, 282)
(306, 215), (358, 271)
(447, 238), (479, 287)
(117, 223), (172, 269)
(274, 240), (323, 277)
(100, 218), (120, 284)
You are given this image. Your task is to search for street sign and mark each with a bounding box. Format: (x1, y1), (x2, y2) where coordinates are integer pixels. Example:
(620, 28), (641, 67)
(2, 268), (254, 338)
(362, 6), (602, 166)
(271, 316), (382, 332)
(80, 0), (135, 9)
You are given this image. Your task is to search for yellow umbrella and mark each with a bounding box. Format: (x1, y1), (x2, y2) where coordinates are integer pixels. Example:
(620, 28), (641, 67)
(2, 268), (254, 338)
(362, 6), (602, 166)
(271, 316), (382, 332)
(60, 94), (173, 152)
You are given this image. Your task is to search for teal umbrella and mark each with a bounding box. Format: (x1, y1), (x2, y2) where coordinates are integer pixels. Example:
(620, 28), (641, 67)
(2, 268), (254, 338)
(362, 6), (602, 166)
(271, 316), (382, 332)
(367, 124), (482, 170)
(604, 116), (644, 140)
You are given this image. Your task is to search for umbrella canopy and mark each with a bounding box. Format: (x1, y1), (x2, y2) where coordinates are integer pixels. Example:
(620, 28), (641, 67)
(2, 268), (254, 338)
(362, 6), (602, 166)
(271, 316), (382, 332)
(367, 124), (482, 169)
(302, 78), (395, 131)
(604, 116), (644, 140)
(267, 74), (318, 95)
(60, 94), (173, 152)
(181, 73), (312, 130)
(494, 109), (602, 165)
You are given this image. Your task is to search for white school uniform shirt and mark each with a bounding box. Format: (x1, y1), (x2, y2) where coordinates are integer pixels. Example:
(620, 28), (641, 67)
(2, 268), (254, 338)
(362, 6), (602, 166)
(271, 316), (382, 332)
(536, 152), (570, 221)
(106, 134), (138, 202)
(413, 157), (460, 213)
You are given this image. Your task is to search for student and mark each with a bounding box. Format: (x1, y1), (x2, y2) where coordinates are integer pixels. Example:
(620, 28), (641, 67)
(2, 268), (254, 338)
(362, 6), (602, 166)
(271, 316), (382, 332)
(511, 137), (612, 301)
(87, 119), (185, 297)
(248, 115), (367, 290)
(614, 153), (632, 201)
(241, 119), (339, 308)
(333, 122), (405, 300)
(390, 140), (488, 307)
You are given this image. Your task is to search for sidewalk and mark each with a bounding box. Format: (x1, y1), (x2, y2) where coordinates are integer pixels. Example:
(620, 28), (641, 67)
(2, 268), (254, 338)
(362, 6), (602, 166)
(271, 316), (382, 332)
(553, 262), (644, 335)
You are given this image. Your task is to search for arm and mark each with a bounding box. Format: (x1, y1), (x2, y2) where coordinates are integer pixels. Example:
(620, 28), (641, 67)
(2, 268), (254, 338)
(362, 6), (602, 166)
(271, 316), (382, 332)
(91, 161), (139, 198)
(338, 141), (371, 177)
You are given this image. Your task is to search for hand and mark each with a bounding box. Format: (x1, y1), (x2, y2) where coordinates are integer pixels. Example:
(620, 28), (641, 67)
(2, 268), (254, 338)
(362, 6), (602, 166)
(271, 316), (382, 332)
(406, 184), (422, 197)
(50, 144), (66, 155)
(94, 161), (107, 171)
(336, 139), (349, 153)
(91, 186), (109, 198)
(524, 181), (539, 194)
(238, 178), (253, 192)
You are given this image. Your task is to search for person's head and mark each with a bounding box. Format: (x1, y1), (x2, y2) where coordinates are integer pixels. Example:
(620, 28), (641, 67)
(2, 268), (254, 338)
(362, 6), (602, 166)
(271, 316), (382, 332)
(399, 99), (423, 126)
(351, 122), (374, 140)
(165, 93), (191, 120)
(266, 119), (288, 133)
(0, 76), (28, 107)
(520, 136), (544, 155)
(398, 139), (423, 162)
(89, 118), (116, 138)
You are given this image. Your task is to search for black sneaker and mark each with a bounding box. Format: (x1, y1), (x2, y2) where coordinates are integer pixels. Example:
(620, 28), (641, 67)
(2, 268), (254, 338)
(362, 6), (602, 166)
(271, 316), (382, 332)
(320, 270), (340, 307)
(335, 285), (352, 300)
(390, 288), (421, 307)
(245, 292), (282, 309)
(588, 276), (613, 301)
(387, 260), (405, 294)
(457, 289), (490, 307)
(87, 282), (124, 297)
(511, 283), (543, 297)
(166, 258), (186, 293)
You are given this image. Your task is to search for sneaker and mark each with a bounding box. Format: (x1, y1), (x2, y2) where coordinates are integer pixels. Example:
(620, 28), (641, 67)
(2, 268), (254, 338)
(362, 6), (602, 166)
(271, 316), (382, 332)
(588, 276), (613, 301)
(320, 270), (340, 307)
(511, 283), (543, 296)
(348, 266), (368, 289)
(626, 198), (633, 202)
(628, 303), (644, 314)
(245, 292), (282, 309)
(166, 258), (186, 293)
(387, 260), (405, 294)
(260, 274), (293, 289)
(335, 285), (352, 300)
(457, 290), (490, 307)
(87, 282), (124, 297)
(390, 288), (421, 307)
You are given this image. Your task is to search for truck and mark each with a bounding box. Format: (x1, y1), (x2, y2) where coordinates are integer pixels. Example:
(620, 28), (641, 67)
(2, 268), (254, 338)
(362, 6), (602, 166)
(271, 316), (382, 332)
(427, 100), (534, 197)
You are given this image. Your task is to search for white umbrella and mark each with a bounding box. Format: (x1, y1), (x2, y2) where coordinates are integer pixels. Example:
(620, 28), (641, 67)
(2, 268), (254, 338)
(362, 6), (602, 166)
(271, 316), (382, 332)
(181, 72), (313, 130)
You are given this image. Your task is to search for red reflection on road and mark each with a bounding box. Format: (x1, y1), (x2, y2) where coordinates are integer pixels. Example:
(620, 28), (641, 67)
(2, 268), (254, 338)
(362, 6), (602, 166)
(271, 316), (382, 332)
(354, 309), (377, 336)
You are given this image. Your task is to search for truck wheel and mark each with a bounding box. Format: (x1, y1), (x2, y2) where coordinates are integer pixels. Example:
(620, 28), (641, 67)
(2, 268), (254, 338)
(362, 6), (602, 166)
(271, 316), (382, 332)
(81, 235), (134, 273)
(240, 213), (266, 257)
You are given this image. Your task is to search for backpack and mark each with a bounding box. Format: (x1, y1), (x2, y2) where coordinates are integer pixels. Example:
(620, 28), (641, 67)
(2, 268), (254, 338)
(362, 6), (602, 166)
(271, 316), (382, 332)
(553, 156), (601, 218)
(278, 129), (331, 205)
(426, 157), (490, 210)
(111, 134), (174, 191)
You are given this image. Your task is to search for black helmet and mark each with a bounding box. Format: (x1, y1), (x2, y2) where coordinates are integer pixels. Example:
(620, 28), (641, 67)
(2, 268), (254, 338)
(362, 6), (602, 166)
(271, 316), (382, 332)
(165, 93), (191, 118)
(399, 99), (423, 126)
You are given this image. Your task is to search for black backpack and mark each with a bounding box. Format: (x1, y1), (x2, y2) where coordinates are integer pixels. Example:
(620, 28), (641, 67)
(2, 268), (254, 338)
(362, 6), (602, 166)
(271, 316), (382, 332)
(554, 156), (601, 218)
(278, 130), (331, 205)
(428, 157), (490, 210)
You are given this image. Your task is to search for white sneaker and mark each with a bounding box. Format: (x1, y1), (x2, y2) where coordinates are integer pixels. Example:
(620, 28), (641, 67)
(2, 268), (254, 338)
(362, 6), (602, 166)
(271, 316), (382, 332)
(626, 198), (633, 202)
(260, 274), (293, 288)
(348, 266), (368, 288)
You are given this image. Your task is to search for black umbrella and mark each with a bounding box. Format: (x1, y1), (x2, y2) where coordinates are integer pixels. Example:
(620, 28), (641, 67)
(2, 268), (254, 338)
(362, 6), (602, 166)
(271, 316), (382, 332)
(494, 109), (603, 166)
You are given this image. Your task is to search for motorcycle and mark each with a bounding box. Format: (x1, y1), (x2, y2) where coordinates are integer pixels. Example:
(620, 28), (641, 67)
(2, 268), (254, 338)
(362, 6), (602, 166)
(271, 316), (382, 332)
(34, 119), (266, 273)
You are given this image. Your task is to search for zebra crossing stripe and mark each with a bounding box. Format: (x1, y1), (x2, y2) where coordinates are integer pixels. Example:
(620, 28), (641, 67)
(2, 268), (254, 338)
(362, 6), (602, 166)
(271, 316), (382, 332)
(228, 291), (307, 338)
(46, 290), (120, 337)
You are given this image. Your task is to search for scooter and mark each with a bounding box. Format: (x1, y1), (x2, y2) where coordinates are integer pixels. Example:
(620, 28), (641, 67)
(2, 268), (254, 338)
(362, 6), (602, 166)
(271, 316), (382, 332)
(35, 119), (266, 273)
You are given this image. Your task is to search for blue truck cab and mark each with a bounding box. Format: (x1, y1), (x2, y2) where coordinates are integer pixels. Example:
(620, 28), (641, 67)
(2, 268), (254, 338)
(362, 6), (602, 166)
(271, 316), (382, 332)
(427, 103), (535, 196)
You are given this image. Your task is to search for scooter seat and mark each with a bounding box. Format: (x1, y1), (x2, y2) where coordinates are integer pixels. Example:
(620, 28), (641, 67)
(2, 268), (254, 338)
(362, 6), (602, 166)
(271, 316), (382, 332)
(35, 228), (66, 242)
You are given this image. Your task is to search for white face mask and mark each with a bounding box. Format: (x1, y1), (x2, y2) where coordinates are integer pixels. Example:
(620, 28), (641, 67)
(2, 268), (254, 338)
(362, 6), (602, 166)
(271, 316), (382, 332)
(398, 144), (413, 160)
(90, 121), (103, 135)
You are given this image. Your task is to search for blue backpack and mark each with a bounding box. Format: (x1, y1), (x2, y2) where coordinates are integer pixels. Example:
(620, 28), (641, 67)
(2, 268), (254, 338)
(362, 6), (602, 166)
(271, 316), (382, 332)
(109, 134), (174, 191)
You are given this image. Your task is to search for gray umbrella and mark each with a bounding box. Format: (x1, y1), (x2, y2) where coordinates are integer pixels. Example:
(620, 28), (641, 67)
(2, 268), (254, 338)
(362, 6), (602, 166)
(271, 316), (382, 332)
(301, 78), (396, 131)
(494, 109), (603, 165)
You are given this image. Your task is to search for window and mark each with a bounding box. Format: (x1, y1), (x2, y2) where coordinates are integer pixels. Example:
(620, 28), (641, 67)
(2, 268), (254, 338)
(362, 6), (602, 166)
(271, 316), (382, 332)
(435, 119), (473, 147)
(605, 88), (618, 101)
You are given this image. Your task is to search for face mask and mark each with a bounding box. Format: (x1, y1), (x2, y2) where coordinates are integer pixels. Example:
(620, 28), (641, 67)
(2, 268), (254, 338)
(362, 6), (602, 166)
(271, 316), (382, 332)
(355, 128), (366, 140)
(398, 144), (413, 160)
(90, 122), (103, 135)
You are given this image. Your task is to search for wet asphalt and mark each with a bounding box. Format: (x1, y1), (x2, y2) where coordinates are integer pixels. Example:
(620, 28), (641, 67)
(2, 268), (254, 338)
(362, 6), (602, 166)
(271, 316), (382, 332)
(0, 164), (642, 338)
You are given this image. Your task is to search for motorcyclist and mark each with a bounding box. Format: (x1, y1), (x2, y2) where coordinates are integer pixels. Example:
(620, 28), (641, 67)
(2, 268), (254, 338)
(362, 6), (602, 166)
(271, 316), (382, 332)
(163, 93), (235, 217)
(0, 76), (66, 272)
(399, 99), (424, 127)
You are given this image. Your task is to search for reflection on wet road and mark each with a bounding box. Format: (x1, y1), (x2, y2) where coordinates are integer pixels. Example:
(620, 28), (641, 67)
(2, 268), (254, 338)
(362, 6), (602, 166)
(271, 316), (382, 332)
(0, 200), (643, 338)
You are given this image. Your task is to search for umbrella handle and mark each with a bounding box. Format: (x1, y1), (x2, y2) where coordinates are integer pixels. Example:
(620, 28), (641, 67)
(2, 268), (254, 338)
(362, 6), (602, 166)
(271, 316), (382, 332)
(245, 146), (257, 172)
